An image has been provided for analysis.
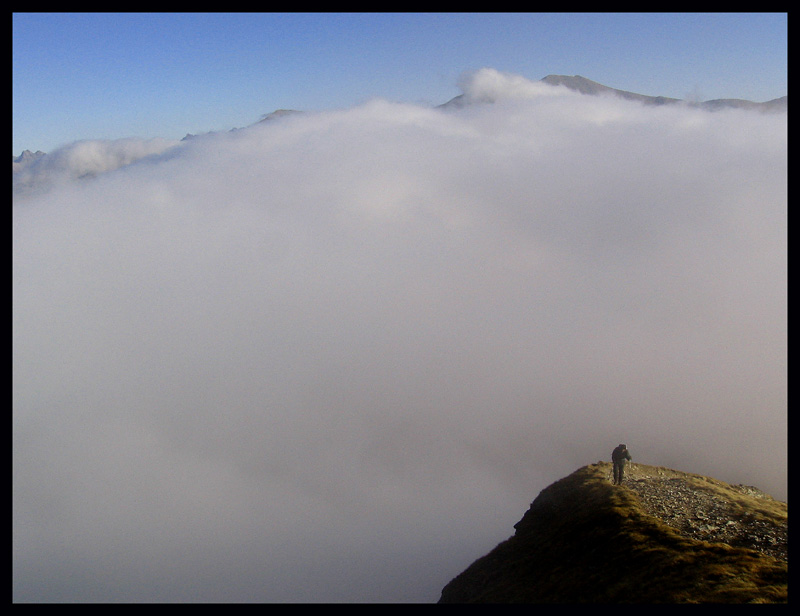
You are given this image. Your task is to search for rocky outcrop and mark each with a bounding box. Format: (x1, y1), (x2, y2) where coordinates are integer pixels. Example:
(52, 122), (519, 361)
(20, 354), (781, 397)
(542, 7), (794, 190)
(621, 466), (787, 562)
(439, 462), (787, 603)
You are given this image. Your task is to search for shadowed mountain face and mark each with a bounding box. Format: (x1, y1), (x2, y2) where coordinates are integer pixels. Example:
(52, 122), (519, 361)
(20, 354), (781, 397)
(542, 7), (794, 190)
(439, 463), (787, 603)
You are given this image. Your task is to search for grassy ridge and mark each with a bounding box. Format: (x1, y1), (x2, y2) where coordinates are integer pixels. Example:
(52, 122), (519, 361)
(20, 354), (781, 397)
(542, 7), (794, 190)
(439, 463), (787, 603)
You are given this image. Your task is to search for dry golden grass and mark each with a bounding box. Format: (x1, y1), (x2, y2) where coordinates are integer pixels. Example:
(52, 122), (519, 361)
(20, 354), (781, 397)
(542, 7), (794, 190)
(439, 463), (787, 603)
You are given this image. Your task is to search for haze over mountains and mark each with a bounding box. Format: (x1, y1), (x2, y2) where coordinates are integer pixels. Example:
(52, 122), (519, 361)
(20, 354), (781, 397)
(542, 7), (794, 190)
(538, 74), (787, 111)
(439, 73), (787, 111)
(13, 69), (786, 602)
(13, 73), (787, 191)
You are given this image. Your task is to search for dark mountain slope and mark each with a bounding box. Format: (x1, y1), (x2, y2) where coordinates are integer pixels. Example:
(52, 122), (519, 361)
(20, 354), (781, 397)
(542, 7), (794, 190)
(439, 462), (787, 603)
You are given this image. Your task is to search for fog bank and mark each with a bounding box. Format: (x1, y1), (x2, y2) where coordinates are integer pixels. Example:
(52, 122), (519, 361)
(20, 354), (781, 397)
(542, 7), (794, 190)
(13, 69), (786, 602)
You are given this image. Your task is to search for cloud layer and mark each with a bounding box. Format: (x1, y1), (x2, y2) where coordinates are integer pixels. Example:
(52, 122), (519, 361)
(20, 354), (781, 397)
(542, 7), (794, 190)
(13, 137), (180, 197)
(13, 69), (786, 602)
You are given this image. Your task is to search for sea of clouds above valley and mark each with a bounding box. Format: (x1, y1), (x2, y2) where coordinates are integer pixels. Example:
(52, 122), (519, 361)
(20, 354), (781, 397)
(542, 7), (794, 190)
(13, 69), (786, 602)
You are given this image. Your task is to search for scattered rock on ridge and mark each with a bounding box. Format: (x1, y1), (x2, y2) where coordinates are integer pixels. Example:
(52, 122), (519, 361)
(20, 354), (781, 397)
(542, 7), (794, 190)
(439, 463), (787, 603)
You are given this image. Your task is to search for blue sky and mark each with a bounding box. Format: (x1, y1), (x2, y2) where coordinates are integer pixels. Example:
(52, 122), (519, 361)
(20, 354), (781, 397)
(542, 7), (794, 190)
(13, 12), (787, 154)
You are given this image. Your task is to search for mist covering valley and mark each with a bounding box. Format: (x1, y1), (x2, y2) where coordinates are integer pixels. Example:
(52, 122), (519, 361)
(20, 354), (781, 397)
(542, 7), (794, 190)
(13, 69), (786, 602)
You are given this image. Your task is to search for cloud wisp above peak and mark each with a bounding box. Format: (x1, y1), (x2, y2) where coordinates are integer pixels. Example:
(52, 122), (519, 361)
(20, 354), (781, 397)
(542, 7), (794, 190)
(13, 69), (786, 602)
(456, 67), (571, 104)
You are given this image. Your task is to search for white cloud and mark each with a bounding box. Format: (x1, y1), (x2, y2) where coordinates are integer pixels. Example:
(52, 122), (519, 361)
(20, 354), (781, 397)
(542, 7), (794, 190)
(457, 67), (568, 103)
(12, 137), (180, 197)
(13, 70), (786, 602)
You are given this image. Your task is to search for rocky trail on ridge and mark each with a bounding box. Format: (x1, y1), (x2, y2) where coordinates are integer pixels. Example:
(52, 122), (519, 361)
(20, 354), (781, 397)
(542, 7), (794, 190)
(614, 464), (787, 563)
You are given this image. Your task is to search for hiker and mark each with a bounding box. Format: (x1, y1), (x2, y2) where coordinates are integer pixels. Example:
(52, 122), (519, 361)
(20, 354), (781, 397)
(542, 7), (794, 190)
(611, 443), (632, 485)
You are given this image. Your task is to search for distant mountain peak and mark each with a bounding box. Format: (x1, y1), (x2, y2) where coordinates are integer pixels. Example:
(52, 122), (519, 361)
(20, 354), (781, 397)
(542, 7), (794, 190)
(541, 74), (606, 92)
(13, 149), (46, 165)
(540, 74), (786, 111)
(257, 109), (301, 123)
(439, 463), (787, 603)
(541, 74), (683, 106)
(439, 74), (786, 112)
